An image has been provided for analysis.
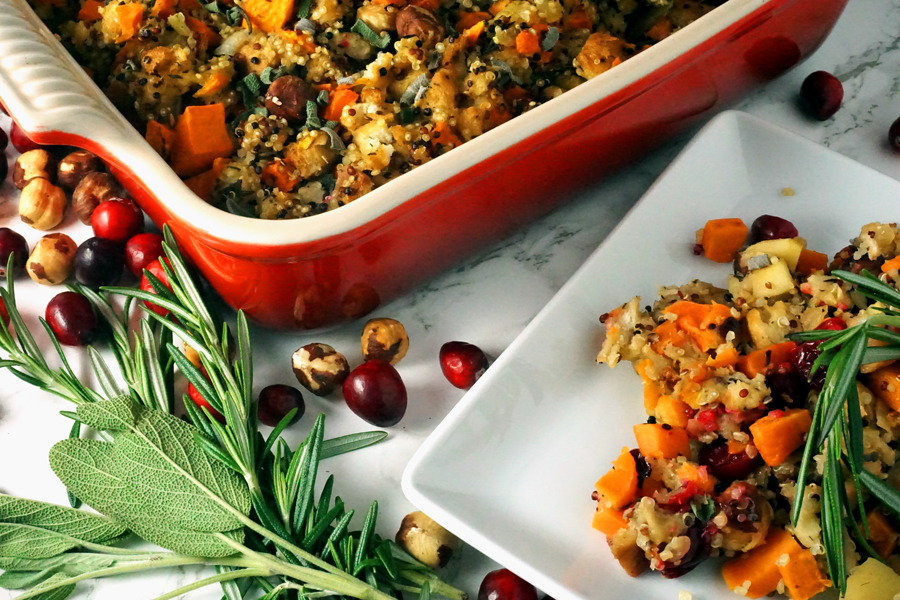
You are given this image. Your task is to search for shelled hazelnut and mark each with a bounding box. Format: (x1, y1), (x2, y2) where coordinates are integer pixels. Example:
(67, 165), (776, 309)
(72, 172), (122, 224)
(57, 150), (102, 191)
(19, 178), (67, 230)
(13, 149), (58, 190)
(361, 318), (409, 365)
(291, 343), (350, 396)
(26, 233), (77, 285)
(395, 511), (460, 569)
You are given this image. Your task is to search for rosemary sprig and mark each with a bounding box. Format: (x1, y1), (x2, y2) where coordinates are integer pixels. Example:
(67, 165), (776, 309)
(790, 269), (900, 594)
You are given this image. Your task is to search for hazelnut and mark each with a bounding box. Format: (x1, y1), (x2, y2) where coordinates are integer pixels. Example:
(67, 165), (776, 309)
(26, 233), (77, 285)
(58, 150), (103, 190)
(395, 511), (460, 569)
(265, 76), (317, 124)
(292, 343), (350, 396)
(395, 6), (444, 47)
(361, 318), (409, 365)
(13, 149), (58, 189)
(72, 172), (122, 224)
(19, 178), (67, 230)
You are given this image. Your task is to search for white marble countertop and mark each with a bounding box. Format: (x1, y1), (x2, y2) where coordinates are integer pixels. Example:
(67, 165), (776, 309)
(2, 2), (900, 599)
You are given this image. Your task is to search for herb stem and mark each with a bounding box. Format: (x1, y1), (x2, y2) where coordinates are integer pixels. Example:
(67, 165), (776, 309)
(149, 567), (272, 600)
(401, 570), (468, 600)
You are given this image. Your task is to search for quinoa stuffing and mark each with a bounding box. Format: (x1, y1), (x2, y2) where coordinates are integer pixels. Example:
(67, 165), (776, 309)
(32, 0), (719, 219)
(592, 217), (900, 599)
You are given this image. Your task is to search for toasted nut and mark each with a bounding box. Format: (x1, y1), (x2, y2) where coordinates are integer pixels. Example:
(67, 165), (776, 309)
(58, 150), (103, 190)
(13, 149), (58, 190)
(265, 76), (317, 124)
(26, 233), (77, 285)
(292, 343), (350, 396)
(357, 3), (397, 33)
(72, 172), (122, 224)
(19, 178), (67, 230)
(361, 317), (409, 364)
(395, 6), (444, 46)
(395, 511), (460, 569)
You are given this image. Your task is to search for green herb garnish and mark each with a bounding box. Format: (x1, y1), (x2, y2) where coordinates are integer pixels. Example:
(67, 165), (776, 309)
(790, 269), (900, 594)
(351, 19), (391, 49)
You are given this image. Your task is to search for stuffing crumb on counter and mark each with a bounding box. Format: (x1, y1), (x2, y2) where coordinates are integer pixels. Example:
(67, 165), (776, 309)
(33, 0), (720, 218)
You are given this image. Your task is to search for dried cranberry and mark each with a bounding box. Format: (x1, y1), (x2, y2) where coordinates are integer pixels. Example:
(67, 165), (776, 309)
(716, 482), (766, 533)
(800, 71), (843, 120)
(788, 318), (847, 390)
(45, 292), (99, 346)
(698, 440), (760, 482)
(765, 361), (808, 410)
(747, 215), (799, 244)
(477, 569), (537, 600)
(124, 233), (165, 277)
(630, 449), (652, 486)
(659, 521), (710, 579)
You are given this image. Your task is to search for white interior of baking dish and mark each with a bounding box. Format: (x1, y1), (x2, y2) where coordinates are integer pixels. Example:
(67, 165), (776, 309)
(0, 0), (767, 247)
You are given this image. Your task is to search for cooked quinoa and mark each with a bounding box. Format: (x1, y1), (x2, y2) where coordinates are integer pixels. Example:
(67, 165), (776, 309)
(593, 221), (900, 597)
(32, 0), (719, 219)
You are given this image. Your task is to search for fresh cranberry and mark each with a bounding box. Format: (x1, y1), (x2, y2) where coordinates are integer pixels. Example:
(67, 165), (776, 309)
(0, 299), (9, 328)
(257, 384), (305, 427)
(439, 341), (489, 389)
(45, 292), (99, 346)
(477, 569), (537, 600)
(140, 258), (173, 316)
(0, 228), (28, 278)
(124, 233), (165, 277)
(187, 382), (225, 423)
(698, 440), (760, 482)
(91, 199), (144, 244)
(890, 116), (900, 153)
(342, 360), (407, 426)
(747, 215), (799, 244)
(10, 122), (39, 153)
(74, 237), (124, 288)
(765, 362), (808, 410)
(817, 317), (847, 331)
(800, 71), (843, 121)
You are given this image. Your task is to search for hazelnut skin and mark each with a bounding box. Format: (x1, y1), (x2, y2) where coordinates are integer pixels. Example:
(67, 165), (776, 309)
(13, 149), (58, 190)
(26, 233), (77, 285)
(395, 511), (461, 569)
(264, 76), (317, 124)
(19, 178), (67, 230)
(72, 172), (122, 224)
(395, 6), (444, 46)
(57, 150), (103, 190)
(361, 317), (409, 365)
(292, 343), (350, 396)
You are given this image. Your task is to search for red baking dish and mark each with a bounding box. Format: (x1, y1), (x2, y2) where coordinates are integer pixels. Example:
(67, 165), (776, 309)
(0, 0), (848, 329)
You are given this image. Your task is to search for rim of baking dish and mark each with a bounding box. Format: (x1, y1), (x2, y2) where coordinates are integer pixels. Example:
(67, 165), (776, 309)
(0, 0), (768, 247)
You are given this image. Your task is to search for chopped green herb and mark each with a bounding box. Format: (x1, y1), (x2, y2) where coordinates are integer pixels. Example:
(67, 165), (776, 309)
(296, 0), (312, 20)
(351, 19), (391, 49)
(238, 73), (262, 108)
(306, 100), (322, 129)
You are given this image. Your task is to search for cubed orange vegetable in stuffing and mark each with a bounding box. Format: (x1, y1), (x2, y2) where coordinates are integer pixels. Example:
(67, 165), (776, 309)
(735, 341), (797, 379)
(78, 0), (103, 22)
(700, 218), (748, 263)
(722, 528), (803, 598)
(796, 249), (829, 276)
(866, 362), (900, 411)
(184, 157), (228, 201)
(150, 0), (177, 18)
(463, 21), (485, 46)
(655, 395), (693, 428)
(882, 255), (900, 273)
(194, 70), (232, 98)
(261, 159), (301, 192)
(591, 503), (628, 537)
(707, 346), (739, 368)
(115, 3), (145, 43)
(455, 10), (490, 32)
(169, 104), (234, 177)
(657, 301), (734, 352)
(431, 122), (461, 150)
(633, 423), (691, 459)
(866, 508), (900, 559)
(563, 4), (592, 31)
(410, 0), (439, 10)
(594, 447), (638, 509)
(516, 30), (541, 55)
(323, 89), (358, 121)
(145, 120), (176, 159)
(241, 0), (296, 33)
(488, 0), (509, 14)
(779, 544), (830, 600)
(748, 408), (812, 466)
(676, 462), (715, 494)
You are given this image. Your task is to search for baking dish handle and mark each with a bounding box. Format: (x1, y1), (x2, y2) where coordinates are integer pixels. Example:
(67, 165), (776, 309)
(0, 0), (139, 147)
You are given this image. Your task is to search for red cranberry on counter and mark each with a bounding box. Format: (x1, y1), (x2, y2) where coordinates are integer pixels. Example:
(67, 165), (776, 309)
(800, 71), (843, 121)
(125, 233), (165, 277)
(0, 299), (9, 329)
(140, 258), (173, 316)
(0, 228), (28, 277)
(746, 215), (799, 244)
(188, 382), (225, 423)
(46, 291), (99, 346)
(477, 569), (537, 600)
(74, 237), (124, 288)
(439, 341), (489, 389)
(257, 384), (305, 427)
(10, 122), (39, 153)
(91, 199), (144, 244)
(342, 360), (407, 427)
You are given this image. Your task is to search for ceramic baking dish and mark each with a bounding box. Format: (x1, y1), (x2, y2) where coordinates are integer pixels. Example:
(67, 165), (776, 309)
(0, 0), (847, 329)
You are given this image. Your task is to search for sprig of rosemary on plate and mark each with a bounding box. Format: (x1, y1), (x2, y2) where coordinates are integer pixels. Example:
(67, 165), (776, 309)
(0, 228), (466, 600)
(789, 269), (900, 595)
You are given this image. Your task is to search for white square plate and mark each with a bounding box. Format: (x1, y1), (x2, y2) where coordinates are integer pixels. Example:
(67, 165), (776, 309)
(401, 110), (885, 600)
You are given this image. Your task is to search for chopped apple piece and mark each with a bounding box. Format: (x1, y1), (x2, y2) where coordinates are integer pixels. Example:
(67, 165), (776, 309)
(844, 558), (900, 600)
(742, 237), (806, 272)
(747, 260), (795, 298)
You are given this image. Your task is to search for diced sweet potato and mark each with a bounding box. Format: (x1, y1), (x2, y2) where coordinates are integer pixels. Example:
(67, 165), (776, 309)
(748, 408), (812, 467)
(595, 447), (638, 509)
(169, 104), (234, 177)
(633, 423), (691, 459)
(866, 362), (900, 411)
(700, 218), (748, 263)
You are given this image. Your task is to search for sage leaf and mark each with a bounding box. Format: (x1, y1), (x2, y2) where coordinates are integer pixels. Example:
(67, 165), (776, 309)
(19, 573), (75, 600)
(0, 569), (55, 589)
(49, 397), (251, 557)
(0, 495), (126, 559)
(0, 553), (121, 575)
